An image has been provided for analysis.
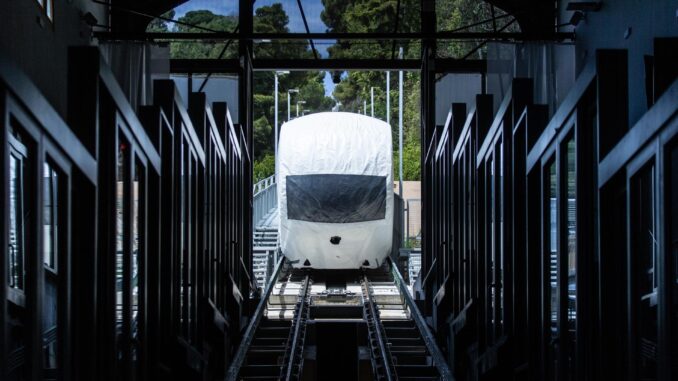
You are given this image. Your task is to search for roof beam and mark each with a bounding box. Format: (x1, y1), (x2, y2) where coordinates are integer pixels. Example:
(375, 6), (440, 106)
(94, 31), (574, 42)
(169, 58), (488, 73)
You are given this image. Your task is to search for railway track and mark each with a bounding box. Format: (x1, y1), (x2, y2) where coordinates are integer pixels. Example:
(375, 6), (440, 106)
(226, 258), (452, 381)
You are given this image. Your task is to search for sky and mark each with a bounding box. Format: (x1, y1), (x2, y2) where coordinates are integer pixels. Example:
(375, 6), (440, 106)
(172, 0), (337, 96)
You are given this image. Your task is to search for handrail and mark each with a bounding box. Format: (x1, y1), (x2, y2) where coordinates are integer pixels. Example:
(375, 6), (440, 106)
(253, 174), (276, 195)
(253, 175), (278, 227)
(389, 257), (454, 381)
(420, 256), (437, 289)
(225, 256), (285, 381)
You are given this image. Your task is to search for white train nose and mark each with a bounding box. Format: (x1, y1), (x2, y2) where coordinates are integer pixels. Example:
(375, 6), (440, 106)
(278, 112), (393, 270)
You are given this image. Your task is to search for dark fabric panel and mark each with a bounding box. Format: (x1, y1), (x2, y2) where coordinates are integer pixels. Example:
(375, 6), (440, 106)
(286, 174), (387, 223)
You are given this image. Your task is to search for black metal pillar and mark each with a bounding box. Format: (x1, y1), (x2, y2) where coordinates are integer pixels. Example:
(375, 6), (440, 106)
(420, 0), (436, 314)
(239, 0), (254, 310)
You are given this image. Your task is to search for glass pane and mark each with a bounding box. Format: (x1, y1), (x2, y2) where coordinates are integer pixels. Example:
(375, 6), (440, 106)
(489, 156), (495, 342)
(499, 141), (504, 335)
(132, 160), (142, 376)
(180, 143), (191, 340)
(8, 153), (25, 291)
(285, 174), (387, 223)
(7, 137), (29, 379)
(43, 164), (57, 269)
(547, 160), (559, 380)
(565, 139), (576, 379)
(670, 144), (678, 377)
(45, 0), (52, 19)
(115, 141), (127, 360)
(43, 162), (59, 372)
(631, 163), (657, 381)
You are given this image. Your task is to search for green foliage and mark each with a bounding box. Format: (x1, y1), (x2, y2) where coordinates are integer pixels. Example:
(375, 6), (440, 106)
(169, 10), (239, 59)
(146, 10), (175, 33)
(150, 1), (506, 178)
(321, 0), (420, 59)
(436, 0), (520, 58)
(322, 0), (423, 179)
(253, 116), (273, 158)
(254, 4), (312, 59)
(393, 140), (421, 181)
(253, 153), (275, 183)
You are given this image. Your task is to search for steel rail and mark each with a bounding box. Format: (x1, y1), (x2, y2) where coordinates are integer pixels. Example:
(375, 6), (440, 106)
(388, 257), (454, 381)
(362, 275), (396, 381)
(225, 256), (285, 381)
(282, 274), (311, 381)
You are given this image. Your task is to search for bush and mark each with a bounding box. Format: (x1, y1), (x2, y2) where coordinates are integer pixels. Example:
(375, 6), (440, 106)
(253, 153), (275, 183)
(393, 141), (421, 181)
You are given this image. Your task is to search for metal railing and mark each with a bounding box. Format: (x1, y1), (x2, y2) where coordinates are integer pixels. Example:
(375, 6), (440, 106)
(389, 257), (454, 381)
(405, 198), (422, 248)
(226, 256), (285, 381)
(253, 175), (277, 227)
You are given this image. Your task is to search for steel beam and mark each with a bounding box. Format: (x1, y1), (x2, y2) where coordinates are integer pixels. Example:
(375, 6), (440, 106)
(169, 58), (487, 73)
(253, 58), (421, 71)
(94, 31), (574, 42)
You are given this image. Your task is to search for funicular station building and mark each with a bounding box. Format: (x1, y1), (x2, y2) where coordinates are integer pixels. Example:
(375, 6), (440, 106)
(1, 0), (678, 380)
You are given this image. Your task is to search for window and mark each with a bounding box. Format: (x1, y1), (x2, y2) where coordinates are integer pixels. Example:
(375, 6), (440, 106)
(565, 138), (576, 380)
(7, 132), (30, 379)
(670, 143), (678, 377)
(488, 155), (496, 342)
(8, 147), (27, 293)
(630, 162), (658, 381)
(180, 141), (198, 343)
(43, 162), (60, 374)
(498, 140), (504, 336)
(115, 140), (128, 363)
(285, 174), (387, 223)
(131, 159), (143, 376)
(546, 159), (559, 380)
(35, 0), (53, 20)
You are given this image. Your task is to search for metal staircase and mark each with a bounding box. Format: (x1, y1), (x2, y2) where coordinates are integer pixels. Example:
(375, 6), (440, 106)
(408, 248), (422, 288)
(253, 226), (279, 290)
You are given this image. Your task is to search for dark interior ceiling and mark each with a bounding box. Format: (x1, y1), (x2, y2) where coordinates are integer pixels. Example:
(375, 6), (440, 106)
(111, 0), (555, 36)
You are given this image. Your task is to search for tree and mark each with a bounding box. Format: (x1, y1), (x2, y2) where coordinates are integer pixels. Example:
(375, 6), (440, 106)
(321, 0), (423, 180)
(146, 10), (175, 33)
(253, 116), (273, 158)
(254, 153), (275, 183)
(436, 0), (519, 58)
(169, 10), (239, 59)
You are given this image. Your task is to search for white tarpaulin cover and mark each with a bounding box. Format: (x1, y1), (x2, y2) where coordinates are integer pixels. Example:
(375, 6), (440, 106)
(278, 112), (393, 269)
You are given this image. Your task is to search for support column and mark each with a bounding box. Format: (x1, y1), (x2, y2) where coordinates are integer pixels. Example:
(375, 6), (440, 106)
(420, 0), (436, 314)
(239, 0), (254, 309)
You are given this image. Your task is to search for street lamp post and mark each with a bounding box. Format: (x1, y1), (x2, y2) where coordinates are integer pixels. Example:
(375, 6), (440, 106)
(370, 87), (375, 117)
(386, 72), (390, 126)
(274, 71), (289, 173)
(287, 89), (299, 121)
(398, 47), (404, 198)
(296, 100), (306, 117)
